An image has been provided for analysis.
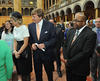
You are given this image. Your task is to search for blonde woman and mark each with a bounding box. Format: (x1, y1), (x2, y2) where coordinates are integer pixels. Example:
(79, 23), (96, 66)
(10, 11), (32, 81)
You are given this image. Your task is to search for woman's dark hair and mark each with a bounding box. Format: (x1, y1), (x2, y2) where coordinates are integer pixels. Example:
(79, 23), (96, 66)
(10, 11), (22, 19)
(5, 20), (14, 34)
(10, 11), (23, 24)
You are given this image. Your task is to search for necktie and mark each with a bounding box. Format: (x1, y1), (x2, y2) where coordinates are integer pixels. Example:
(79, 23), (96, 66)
(36, 24), (40, 40)
(71, 30), (79, 44)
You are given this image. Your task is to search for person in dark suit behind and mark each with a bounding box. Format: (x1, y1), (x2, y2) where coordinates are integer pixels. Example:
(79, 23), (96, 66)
(49, 19), (62, 77)
(91, 18), (100, 81)
(63, 12), (97, 81)
(60, 19), (65, 46)
(28, 8), (56, 81)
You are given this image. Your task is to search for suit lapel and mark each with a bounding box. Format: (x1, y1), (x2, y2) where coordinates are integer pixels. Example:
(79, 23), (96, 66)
(71, 27), (87, 47)
(39, 20), (46, 41)
(33, 23), (38, 41)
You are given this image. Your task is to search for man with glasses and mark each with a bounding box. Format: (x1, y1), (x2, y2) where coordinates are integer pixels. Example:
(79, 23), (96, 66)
(91, 18), (100, 81)
(63, 12), (97, 81)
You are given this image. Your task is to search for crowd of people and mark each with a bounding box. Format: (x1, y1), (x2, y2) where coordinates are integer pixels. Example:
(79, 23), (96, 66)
(0, 8), (100, 81)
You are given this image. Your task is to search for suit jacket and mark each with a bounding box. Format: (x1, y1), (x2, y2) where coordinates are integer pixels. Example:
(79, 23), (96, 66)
(63, 26), (97, 76)
(28, 20), (56, 60)
(0, 40), (13, 81)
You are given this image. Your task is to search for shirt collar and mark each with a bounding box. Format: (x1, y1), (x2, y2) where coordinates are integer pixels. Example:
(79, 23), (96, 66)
(37, 19), (43, 26)
(77, 25), (86, 35)
(96, 28), (100, 31)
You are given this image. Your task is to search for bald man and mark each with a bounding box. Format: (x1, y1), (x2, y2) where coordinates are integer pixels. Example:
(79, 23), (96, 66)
(63, 12), (97, 81)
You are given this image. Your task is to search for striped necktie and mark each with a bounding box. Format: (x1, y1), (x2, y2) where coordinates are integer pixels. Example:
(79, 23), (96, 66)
(71, 30), (79, 44)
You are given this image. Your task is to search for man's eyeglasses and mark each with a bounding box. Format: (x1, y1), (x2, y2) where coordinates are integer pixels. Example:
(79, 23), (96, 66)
(74, 19), (84, 22)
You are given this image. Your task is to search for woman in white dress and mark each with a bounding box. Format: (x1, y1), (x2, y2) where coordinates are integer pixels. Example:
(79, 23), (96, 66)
(10, 11), (32, 81)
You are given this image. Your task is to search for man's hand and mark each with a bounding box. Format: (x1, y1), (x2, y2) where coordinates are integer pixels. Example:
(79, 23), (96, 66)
(64, 59), (67, 63)
(61, 58), (67, 64)
(37, 43), (45, 50)
(95, 50), (100, 56)
(32, 43), (37, 50)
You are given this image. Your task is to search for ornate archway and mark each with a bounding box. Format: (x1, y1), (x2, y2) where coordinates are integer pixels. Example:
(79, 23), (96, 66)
(66, 8), (72, 21)
(24, 8), (29, 16)
(56, 12), (60, 22)
(2, 8), (6, 16)
(8, 8), (12, 16)
(84, 1), (95, 19)
(30, 8), (33, 16)
(60, 10), (65, 22)
(74, 5), (81, 13)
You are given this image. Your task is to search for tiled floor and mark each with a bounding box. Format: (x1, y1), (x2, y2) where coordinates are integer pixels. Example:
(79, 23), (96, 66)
(12, 61), (66, 81)
(12, 61), (92, 81)
(12, 50), (92, 81)
(31, 61), (66, 81)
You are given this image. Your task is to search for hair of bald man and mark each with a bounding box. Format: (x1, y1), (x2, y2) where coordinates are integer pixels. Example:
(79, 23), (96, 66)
(75, 12), (86, 21)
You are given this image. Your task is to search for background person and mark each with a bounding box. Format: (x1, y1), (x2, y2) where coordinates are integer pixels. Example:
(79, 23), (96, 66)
(91, 18), (100, 81)
(49, 19), (62, 77)
(63, 12), (97, 81)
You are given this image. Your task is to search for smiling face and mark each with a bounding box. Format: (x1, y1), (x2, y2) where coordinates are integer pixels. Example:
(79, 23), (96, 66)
(5, 21), (11, 30)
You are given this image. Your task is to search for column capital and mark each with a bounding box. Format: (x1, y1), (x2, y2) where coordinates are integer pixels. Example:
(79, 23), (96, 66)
(95, 8), (98, 18)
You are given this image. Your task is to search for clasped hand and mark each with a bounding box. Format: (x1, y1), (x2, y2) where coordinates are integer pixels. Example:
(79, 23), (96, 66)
(13, 50), (20, 59)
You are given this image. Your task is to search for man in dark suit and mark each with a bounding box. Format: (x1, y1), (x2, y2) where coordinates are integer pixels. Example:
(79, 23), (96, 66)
(60, 19), (65, 46)
(63, 12), (97, 81)
(28, 8), (56, 81)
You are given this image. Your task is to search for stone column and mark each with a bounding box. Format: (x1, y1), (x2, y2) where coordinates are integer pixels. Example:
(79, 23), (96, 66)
(37, 0), (44, 10)
(51, 0), (53, 7)
(95, 8), (98, 18)
(72, 13), (74, 20)
(13, 0), (21, 13)
(48, 0), (49, 9)
(55, 0), (57, 4)
(45, 0), (47, 10)
(65, 15), (67, 21)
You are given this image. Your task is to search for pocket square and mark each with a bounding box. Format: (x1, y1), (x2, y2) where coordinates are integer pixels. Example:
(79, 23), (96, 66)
(45, 31), (48, 34)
